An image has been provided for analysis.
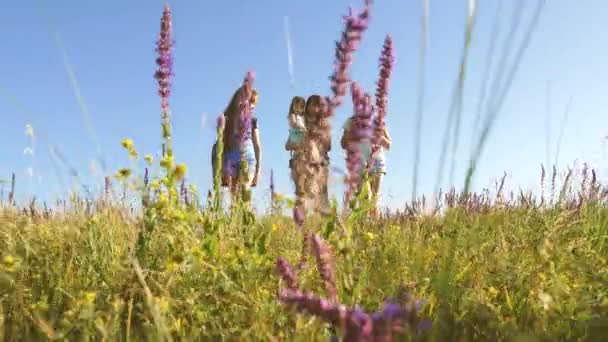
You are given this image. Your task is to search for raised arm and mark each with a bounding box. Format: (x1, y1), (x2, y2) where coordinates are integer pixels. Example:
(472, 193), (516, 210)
(253, 127), (261, 173)
(382, 128), (392, 150)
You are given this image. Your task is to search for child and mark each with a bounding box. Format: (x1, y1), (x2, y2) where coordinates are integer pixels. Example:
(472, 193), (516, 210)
(285, 96), (307, 152)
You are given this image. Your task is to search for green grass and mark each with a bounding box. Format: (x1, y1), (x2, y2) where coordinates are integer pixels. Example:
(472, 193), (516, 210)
(1, 179), (607, 340)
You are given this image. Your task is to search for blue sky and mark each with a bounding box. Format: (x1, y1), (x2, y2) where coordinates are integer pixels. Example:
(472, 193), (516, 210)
(1, 0), (607, 210)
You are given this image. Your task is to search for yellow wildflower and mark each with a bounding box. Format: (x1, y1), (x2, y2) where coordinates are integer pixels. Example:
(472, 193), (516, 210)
(156, 297), (170, 313)
(160, 155), (174, 169)
(150, 180), (160, 189)
(366, 232), (376, 241)
(144, 154), (154, 165)
(115, 168), (132, 179)
(121, 138), (134, 150)
(83, 291), (96, 304)
(271, 223), (278, 232)
(174, 163), (187, 180)
(2, 255), (15, 265)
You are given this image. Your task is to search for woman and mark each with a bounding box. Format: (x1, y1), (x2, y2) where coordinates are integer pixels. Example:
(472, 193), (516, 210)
(304, 95), (332, 211)
(340, 108), (391, 210)
(220, 85), (261, 204)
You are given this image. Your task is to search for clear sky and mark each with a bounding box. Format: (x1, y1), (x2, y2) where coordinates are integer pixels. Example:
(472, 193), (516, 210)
(1, 0), (608, 210)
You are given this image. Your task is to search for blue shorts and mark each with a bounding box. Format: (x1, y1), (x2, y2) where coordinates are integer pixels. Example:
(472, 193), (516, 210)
(223, 148), (256, 179)
(370, 158), (386, 175)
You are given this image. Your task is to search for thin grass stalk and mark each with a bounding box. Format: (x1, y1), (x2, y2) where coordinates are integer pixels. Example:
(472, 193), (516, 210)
(553, 96), (574, 167)
(434, 0), (477, 194)
(411, 0), (429, 202)
(214, 114), (225, 213)
(447, 1), (478, 187)
(471, 0), (503, 145)
(464, 0), (546, 193)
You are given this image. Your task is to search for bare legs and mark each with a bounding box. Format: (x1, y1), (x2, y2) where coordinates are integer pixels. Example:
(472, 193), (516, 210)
(369, 172), (384, 216)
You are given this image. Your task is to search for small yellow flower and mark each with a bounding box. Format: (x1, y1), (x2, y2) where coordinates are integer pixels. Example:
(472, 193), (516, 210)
(156, 296), (170, 313)
(366, 232), (376, 241)
(128, 148), (139, 158)
(2, 255), (15, 265)
(165, 260), (178, 272)
(89, 216), (98, 225)
(83, 291), (96, 304)
(121, 138), (134, 150)
(160, 156), (174, 169)
(150, 180), (160, 189)
(488, 286), (499, 297)
(115, 168), (132, 179)
(144, 154), (154, 165)
(174, 163), (187, 180)
(271, 224), (278, 232)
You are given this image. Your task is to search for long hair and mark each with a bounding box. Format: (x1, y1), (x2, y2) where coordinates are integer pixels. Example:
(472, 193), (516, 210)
(304, 94), (323, 127)
(289, 96), (306, 116)
(222, 86), (245, 152)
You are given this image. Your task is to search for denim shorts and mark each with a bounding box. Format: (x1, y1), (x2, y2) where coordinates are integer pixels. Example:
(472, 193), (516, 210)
(223, 148), (256, 179)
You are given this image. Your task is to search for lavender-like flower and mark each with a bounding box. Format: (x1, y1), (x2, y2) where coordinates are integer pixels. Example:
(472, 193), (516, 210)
(154, 4), (174, 112)
(275, 258), (298, 290)
(370, 35), (395, 164)
(155, 4), (175, 157)
(325, 0), (372, 118)
(276, 232), (430, 341)
(311, 234), (337, 303)
(238, 71), (255, 150)
(293, 205), (305, 227)
(345, 82), (374, 202)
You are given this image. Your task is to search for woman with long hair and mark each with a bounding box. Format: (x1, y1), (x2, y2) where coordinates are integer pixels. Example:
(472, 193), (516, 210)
(219, 80), (261, 205)
(303, 94), (332, 211)
(340, 97), (391, 213)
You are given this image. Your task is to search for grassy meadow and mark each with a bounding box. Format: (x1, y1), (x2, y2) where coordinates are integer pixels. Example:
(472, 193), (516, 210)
(2, 0), (608, 341)
(1, 171), (608, 340)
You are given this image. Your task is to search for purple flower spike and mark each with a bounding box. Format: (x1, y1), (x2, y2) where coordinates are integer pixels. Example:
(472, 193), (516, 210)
(370, 35), (395, 165)
(311, 234), (337, 302)
(154, 4), (174, 113)
(238, 71), (255, 149)
(293, 205), (305, 227)
(279, 289), (347, 327)
(345, 82), (374, 202)
(325, 0), (372, 118)
(275, 258), (298, 290)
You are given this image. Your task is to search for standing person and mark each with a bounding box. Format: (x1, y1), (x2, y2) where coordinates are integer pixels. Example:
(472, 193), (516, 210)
(368, 117), (391, 213)
(304, 95), (332, 212)
(340, 104), (391, 212)
(221, 83), (261, 205)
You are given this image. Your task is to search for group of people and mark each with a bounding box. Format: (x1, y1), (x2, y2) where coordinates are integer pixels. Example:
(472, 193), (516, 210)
(211, 82), (392, 214)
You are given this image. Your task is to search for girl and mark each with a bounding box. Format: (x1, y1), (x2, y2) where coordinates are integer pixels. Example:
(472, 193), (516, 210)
(340, 102), (391, 210)
(285, 96), (307, 152)
(221, 85), (261, 204)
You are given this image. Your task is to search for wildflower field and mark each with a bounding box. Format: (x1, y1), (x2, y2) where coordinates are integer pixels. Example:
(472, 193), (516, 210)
(2, 0), (608, 341)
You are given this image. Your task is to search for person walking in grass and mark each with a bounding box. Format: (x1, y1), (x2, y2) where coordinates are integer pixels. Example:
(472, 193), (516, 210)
(295, 94), (331, 213)
(216, 82), (261, 206)
(340, 103), (391, 214)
